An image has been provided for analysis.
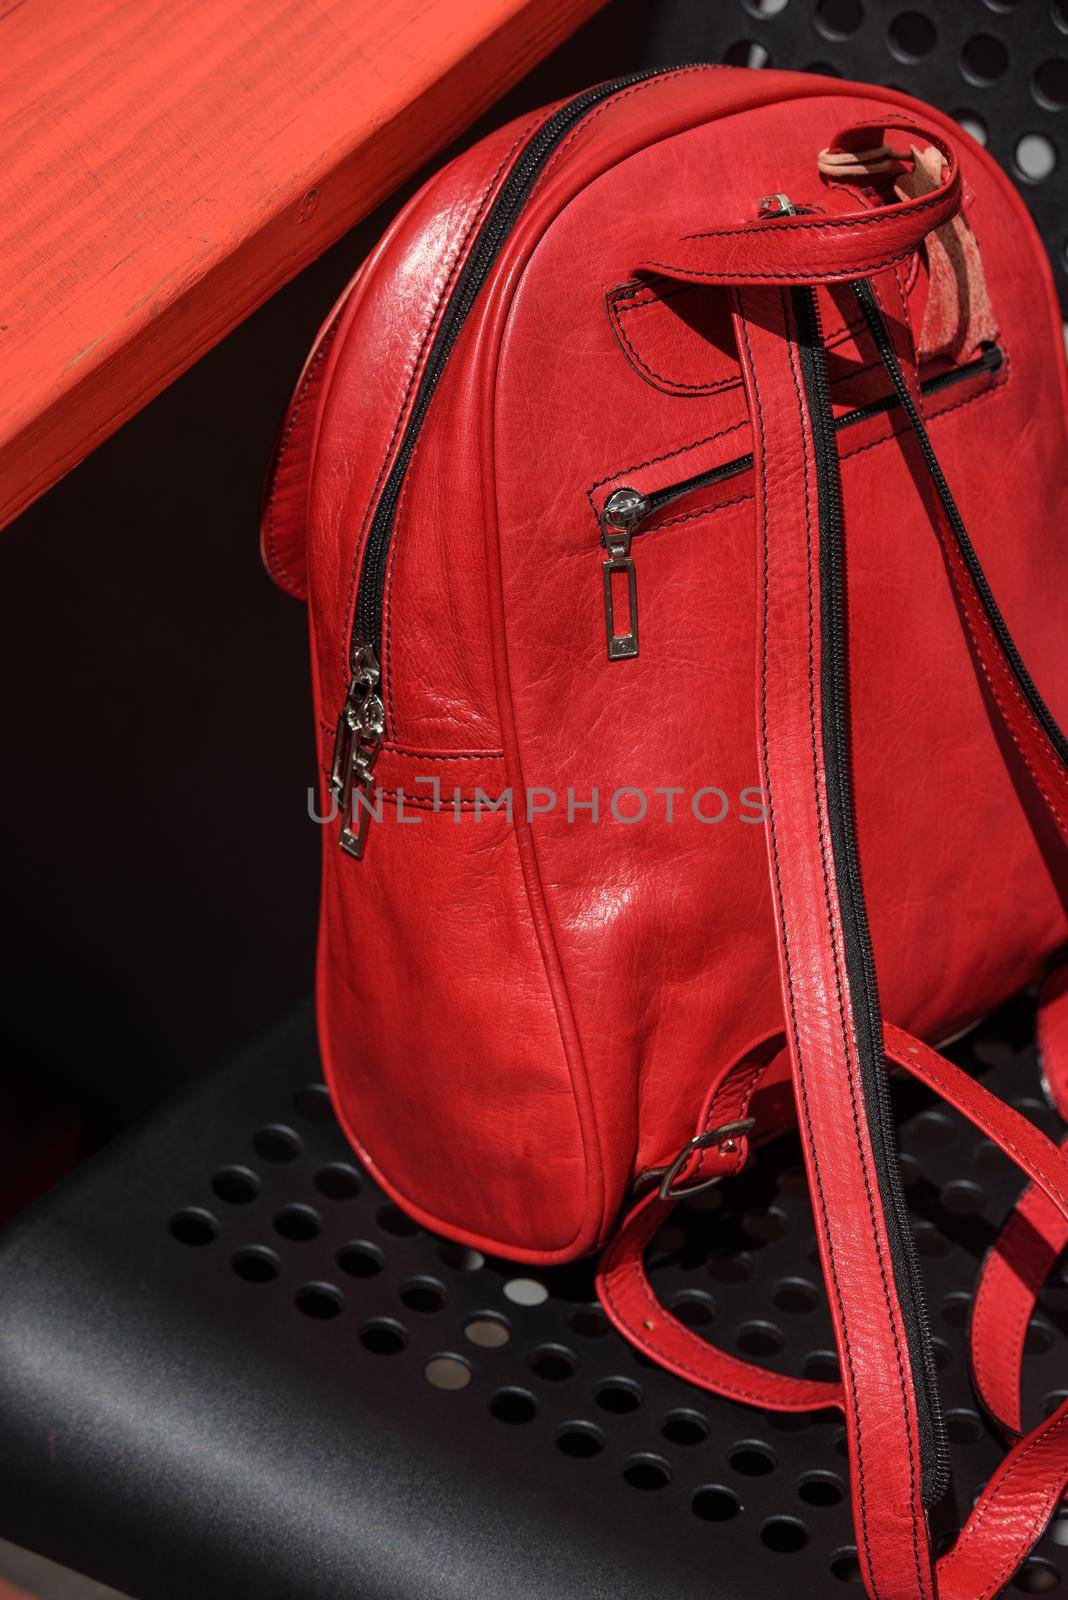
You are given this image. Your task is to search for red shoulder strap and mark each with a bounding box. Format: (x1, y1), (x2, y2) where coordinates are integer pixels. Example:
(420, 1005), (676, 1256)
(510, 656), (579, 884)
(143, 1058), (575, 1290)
(597, 1026), (1068, 1598)
(740, 270), (1068, 1593)
(734, 276), (938, 1599)
(969, 966), (1068, 1437)
(596, 1027), (1068, 1411)
(601, 126), (1068, 1596)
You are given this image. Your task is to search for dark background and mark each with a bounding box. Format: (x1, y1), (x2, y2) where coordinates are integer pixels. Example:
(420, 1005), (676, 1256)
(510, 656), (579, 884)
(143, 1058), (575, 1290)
(0, 3), (648, 1152)
(0, 0), (1063, 1172)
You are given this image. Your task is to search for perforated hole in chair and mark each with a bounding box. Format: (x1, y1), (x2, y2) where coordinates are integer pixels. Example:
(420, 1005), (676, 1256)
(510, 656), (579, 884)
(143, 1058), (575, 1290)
(798, 1469), (845, 1506)
(692, 1483), (743, 1522)
(294, 1282), (344, 1320)
(274, 1202), (322, 1241)
(399, 1275), (448, 1313)
(622, 1452), (672, 1489)
(424, 1354), (472, 1391)
(490, 1387), (538, 1425)
(231, 1246), (281, 1284)
(596, 1376), (644, 1413)
(557, 1422), (607, 1459)
(464, 1312), (511, 1347)
(336, 1239), (384, 1278)
(360, 1317), (408, 1354)
(293, 1084), (334, 1123)
(169, 1206), (218, 1245)
(252, 1123), (302, 1162)
(661, 1407), (708, 1444)
(211, 1165), (260, 1205)
(314, 1162), (361, 1200)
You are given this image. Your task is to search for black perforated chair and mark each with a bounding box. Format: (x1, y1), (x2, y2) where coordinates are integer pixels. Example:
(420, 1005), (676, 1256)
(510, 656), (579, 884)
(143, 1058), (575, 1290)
(1, 1001), (1065, 1597)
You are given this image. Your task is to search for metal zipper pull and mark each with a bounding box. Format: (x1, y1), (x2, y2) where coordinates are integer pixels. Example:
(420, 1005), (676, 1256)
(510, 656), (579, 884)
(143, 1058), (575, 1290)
(338, 699), (384, 859)
(330, 640), (385, 859)
(601, 487), (647, 661)
(757, 192), (797, 217)
(330, 641), (380, 796)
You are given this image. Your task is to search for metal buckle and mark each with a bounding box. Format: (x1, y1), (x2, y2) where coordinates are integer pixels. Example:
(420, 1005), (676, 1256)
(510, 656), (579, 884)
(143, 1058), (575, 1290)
(635, 1118), (757, 1203)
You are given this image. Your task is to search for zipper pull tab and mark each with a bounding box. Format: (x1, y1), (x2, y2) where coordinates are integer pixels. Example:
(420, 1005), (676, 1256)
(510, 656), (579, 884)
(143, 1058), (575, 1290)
(338, 693), (384, 859)
(601, 487), (647, 660)
(330, 641), (380, 797)
(330, 640), (385, 859)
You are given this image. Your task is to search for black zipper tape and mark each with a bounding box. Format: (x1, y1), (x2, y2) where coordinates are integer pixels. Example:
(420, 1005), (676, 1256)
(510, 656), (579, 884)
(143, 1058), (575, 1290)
(792, 283), (951, 1507)
(622, 344), (1003, 533)
(350, 66), (690, 669)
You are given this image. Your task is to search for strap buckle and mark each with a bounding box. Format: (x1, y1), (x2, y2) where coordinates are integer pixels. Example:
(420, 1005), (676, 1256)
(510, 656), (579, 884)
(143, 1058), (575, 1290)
(635, 1118), (757, 1203)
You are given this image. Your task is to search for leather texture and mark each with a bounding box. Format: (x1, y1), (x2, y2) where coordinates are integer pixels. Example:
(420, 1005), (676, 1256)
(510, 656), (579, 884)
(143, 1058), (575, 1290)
(262, 65), (1068, 1596)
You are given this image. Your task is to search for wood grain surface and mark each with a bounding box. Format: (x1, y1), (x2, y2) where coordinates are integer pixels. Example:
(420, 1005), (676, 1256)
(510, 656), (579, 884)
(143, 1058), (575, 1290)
(0, 0), (604, 529)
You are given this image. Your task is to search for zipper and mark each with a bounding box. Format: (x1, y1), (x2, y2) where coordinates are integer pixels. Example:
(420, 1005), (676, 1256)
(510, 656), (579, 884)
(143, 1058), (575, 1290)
(792, 282), (950, 1506)
(332, 65), (690, 849)
(602, 487), (646, 659)
(599, 344), (1003, 658)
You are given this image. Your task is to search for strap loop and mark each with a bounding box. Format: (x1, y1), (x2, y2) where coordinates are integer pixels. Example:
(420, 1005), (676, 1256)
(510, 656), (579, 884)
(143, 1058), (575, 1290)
(637, 120), (962, 287)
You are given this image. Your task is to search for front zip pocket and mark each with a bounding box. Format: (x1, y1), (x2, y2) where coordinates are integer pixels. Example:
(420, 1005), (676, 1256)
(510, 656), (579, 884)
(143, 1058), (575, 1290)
(599, 343), (1004, 659)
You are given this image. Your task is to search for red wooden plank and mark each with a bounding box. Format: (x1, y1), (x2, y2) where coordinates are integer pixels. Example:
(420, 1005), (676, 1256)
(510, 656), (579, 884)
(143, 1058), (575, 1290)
(0, 0), (604, 530)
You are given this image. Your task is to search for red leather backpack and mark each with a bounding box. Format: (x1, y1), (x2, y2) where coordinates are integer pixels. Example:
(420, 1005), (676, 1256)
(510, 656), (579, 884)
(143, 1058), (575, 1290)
(262, 65), (1068, 1599)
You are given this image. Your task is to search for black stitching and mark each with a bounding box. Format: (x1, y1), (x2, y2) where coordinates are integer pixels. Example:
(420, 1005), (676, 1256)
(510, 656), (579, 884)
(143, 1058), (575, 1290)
(337, 114), (543, 683)
(690, 1052), (770, 1183)
(382, 747), (504, 762)
(607, 280), (874, 398)
(641, 250), (915, 282)
(783, 288), (928, 1598)
(608, 276), (693, 314)
(528, 66), (723, 201)
(609, 313), (741, 395)
(584, 420), (750, 527)
(643, 492), (752, 535)
(317, 720), (504, 762)
(741, 288), (940, 1600)
(743, 295), (881, 1593)
(383, 401), (432, 735)
(585, 363), (1004, 543)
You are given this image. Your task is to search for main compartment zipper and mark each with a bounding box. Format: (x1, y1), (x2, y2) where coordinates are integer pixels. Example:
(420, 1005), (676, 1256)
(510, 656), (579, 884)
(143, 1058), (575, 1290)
(600, 343), (1003, 659)
(331, 65), (688, 854)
